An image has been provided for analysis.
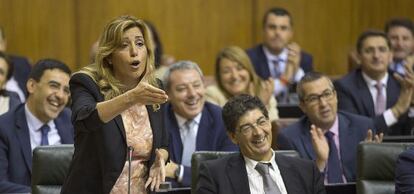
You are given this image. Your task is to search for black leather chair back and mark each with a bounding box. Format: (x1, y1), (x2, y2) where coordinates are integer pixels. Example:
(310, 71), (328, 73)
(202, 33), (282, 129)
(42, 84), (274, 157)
(357, 142), (414, 194)
(191, 150), (299, 194)
(31, 145), (74, 194)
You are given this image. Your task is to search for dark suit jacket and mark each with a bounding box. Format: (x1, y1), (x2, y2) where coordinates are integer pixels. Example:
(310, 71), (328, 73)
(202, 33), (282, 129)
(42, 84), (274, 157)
(197, 153), (325, 194)
(164, 102), (238, 187)
(61, 73), (168, 194)
(0, 90), (21, 114)
(280, 111), (374, 182)
(395, 147), (414, 194)
(9, 55), (31, 97)
(246, 44), (313, 80)
(0, 104), (73, 193)
(334, 68), (410, 135)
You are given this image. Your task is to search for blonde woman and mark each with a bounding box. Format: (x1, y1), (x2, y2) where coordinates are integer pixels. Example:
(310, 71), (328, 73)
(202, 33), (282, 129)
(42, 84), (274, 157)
(61, 16), (169, 194)
(206, 46), (279, 123)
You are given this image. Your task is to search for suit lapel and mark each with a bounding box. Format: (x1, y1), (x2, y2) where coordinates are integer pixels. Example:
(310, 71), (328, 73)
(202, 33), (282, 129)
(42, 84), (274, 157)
(165, 104), (183, 163)
(258, 45), (271, 78)
(386, 74), (400, 109)
(227, 154), (250, 194)
(276, 155), (302, 193)
(301, 120), (316, 160)
(355, 71), (376, 116)
(337, 113), (352, 180)
(55, 115), (72, 144)
(14, 106), (33, 173)
(196, 106), (212, 150)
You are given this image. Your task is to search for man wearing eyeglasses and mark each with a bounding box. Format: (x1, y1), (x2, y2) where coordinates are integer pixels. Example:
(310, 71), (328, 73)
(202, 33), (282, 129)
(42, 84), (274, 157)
(335, 30), (414, 135)
(280, 72), (381, 184)
(197, 94), (325, 194)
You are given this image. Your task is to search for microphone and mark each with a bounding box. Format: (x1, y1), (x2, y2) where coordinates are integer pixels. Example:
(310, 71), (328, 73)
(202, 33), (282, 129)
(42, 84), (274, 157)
(127, 146), (134, 194)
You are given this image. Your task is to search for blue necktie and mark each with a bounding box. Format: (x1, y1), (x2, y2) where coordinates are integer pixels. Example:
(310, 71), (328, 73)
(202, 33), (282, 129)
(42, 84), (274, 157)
(181, 120), (196, 166)
(40, 124), (50, 146)
(272, 59), (282, 78)
(325, 131), (343, 183)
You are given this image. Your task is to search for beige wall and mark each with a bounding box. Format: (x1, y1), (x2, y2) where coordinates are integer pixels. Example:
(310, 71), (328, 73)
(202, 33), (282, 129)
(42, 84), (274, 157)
(1, 0), (413, 76)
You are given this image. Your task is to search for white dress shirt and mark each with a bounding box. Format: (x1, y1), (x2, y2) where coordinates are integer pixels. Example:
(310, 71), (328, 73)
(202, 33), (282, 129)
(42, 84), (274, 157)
(361, 72), (398, 127)
(173, 112), (202, 182)
(244, 150), (288, 194)
(24, 104), (61, 151)
(263, 46), (305, 96)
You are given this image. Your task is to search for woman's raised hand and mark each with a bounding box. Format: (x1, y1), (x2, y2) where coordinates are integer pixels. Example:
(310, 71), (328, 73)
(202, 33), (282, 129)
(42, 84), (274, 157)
(129, 82), (168, 105)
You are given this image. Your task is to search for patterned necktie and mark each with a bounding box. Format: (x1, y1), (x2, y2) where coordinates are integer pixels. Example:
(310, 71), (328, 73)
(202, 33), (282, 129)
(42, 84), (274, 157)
(272, 59), (282, 78)
(375, 82), (386, 115)
(39, 124), (50, 146)
(255, 163), (282, 194)
(181, 119), (196, 166)
(325, 131), (344, 183)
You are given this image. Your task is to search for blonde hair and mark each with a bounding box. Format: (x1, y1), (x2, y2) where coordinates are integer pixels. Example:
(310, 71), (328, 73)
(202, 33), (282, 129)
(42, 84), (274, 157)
(214, 46), (263, 98)
(77, 15), (159, 110)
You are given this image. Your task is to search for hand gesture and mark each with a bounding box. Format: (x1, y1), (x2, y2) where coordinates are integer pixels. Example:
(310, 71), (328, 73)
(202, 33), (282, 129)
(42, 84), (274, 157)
(257, 78), (275, 105)
(130, 81), (168, 105)
(364, 129), (383, 143)
(284, 42), (301, 80)
(145, 149), (166, 191)
(165, 161), (179, 179)
(310, 124), (329, 171)
(393, 65), (414, 118)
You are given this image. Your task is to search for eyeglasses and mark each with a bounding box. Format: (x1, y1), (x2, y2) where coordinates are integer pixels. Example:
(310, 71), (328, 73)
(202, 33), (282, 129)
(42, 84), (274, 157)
(237, 116), (270, 135)
(302, 89), (335, 105)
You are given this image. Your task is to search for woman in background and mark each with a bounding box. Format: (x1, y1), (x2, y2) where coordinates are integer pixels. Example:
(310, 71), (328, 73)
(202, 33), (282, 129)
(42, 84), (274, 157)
(206, 46), (279, 122)
(61, 15), (169, 194)
(0, 51), (21, 115)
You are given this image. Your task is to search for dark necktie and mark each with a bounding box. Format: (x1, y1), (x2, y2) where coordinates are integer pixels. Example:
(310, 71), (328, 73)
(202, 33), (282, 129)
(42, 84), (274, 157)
(375, 82), (386, 115)
(255, 162), (282, 194)
(39, 124), (50, 146)
(324, 131), (343, 183)
(272, 59), (282, 78)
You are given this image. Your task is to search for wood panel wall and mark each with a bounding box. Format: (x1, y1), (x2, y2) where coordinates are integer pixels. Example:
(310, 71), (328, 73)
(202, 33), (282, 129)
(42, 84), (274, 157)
(0, 0), (413, 76)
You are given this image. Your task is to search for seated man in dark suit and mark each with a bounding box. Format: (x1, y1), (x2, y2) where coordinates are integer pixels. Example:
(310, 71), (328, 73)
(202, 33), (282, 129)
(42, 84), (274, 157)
(163, 61), (238, 187)
(395, 147), (414, 194)
(0, 25), (32, 102)
(246, 7), (313, 103)
(384, 18), (414, 75)
(280, 72), (382, 184)
(197, 94), (325, 194)
(334, 30), (414, 135)
(0, 59), (74, 193)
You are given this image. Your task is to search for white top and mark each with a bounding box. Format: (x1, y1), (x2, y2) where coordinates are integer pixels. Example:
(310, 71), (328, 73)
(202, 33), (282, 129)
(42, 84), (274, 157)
(24, 104), (61, 151)
(244, 150), (288, 194)
(361, 72), (397, 127)
(263, 46), (304, 96)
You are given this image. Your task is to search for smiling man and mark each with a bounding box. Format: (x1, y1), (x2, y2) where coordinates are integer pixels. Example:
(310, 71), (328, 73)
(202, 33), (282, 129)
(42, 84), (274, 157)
(335, 30), (414, 135)
(0, 59), (74, 193)
(247, 7), (313, 103)
(162, 60), (238, 187)
(197, 94), (325, 194)
(281, 72), (380, 184)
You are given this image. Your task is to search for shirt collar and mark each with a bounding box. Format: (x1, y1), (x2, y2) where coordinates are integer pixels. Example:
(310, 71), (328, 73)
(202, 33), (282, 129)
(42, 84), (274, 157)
(244, 149), (278, 175)
(362, 71), (388, 88)
(326, 115), (339, 136)
(174, 112), (202, 129)
(263, 45), (288, 63)
(24, 103), (55, 132)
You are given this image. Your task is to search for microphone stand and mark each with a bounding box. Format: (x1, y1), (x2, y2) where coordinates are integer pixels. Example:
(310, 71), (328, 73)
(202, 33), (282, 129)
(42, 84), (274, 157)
(128, 146), (134, 194)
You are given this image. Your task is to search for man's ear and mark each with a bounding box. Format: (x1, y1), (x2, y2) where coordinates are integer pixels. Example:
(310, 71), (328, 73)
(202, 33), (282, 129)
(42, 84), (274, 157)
(227, 131), (238, 145)
(26, 78), (36, 95)
(298, 101), (307, 114)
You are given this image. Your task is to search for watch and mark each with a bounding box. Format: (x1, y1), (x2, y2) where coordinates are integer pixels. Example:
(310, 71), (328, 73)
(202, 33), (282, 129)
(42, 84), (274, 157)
(175, 165), (181, 179)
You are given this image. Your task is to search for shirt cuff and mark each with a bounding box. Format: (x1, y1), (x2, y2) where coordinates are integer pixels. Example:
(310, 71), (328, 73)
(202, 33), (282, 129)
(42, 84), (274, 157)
(177, 165), (184, 183)
(384, 109), (398, 127)
(293, 67), (305, 82)
(408, 107), (414, 117)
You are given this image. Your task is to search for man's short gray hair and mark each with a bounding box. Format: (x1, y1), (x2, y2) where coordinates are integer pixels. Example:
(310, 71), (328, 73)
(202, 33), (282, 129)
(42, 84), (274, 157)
(163, 60), (204, 90)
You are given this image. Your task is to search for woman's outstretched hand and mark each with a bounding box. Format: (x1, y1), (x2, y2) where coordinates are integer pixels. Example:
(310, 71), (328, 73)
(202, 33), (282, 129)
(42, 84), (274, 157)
(145, 149), (167, 191)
